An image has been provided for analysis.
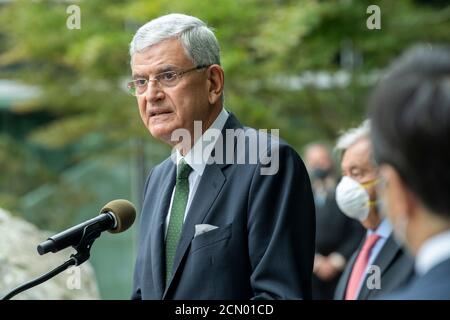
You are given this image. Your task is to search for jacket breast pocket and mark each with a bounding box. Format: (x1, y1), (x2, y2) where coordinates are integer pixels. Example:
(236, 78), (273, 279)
(190, 223), (232, 254)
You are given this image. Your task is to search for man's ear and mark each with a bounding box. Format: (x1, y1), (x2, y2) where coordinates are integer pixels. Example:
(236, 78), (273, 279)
(381, 165), (417, 220)
(206, 65), (224, 105)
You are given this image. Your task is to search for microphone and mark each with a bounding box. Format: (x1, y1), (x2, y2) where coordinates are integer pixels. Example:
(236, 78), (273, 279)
(2, 199), (136, 300)
(37, 199), (136, 255)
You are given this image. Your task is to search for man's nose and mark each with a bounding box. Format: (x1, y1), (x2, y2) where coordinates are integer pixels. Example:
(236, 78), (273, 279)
(145, 80), (164, 102)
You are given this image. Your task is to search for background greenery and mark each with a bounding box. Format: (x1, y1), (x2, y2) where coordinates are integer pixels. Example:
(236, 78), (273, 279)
(0, 0), (449, 299)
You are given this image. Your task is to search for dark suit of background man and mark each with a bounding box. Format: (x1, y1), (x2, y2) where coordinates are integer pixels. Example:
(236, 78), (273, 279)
(127, 13), (315, 300)
(333, 121), (414, 300)
(304, 143), (364, 300)
(370, 45), (450, 299)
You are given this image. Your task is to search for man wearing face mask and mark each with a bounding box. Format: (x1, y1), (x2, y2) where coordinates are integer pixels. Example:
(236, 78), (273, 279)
(333, 120), (414, 300)
(304, 143), (364, 300)
(370, 45), (450, 299)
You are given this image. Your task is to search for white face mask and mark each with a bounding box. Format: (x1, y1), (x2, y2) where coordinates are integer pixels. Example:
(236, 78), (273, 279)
(335, 176), (373, 221)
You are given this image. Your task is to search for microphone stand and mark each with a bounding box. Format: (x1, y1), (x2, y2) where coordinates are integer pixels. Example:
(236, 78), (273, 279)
(2, 224), (103, 300)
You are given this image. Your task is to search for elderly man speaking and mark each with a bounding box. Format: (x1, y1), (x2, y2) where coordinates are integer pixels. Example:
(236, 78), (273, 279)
(127, 14), (315, 300)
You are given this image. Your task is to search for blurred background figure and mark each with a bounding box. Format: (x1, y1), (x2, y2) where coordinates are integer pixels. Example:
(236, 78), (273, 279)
(304, 143), (364, 300)
(333, 121), (414, 300)
(370, 45), (450, 300)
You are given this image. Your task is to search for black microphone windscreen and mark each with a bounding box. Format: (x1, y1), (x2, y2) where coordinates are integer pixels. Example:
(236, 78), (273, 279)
(100, 199), (136, 234)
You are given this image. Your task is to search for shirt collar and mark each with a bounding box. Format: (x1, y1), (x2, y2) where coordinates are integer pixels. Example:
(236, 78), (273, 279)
(415, 229), (450, 276)
(175, 108), (229, 176)
(367, 217), (392, 239)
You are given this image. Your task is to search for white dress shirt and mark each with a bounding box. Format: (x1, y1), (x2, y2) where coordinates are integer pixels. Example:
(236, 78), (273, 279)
(164, 108), (229, 235)
(415, 229), (450, 276)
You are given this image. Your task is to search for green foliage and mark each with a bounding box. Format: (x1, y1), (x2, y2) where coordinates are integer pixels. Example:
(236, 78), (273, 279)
(1, 0), (449, 144)
(0, 135), (56, 212)
(0, 0), (449, 209)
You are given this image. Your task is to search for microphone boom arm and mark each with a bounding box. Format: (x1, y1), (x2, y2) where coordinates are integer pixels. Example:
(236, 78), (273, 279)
(1, 258), (76, 300)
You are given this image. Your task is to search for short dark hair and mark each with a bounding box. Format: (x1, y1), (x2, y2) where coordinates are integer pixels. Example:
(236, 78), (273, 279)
(369, 44), (450, 219)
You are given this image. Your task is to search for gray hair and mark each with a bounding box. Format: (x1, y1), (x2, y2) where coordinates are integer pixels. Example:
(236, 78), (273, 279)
(129, 13), (221, 66)
(335, 119), (371, 158)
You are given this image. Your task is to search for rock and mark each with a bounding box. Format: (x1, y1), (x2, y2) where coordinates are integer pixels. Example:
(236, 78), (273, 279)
(0, 208), (100, 300)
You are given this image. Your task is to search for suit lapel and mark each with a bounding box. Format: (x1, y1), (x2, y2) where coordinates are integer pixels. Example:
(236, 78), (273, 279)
(374, 235), (401, 277)
(162, 112), (242, 298)
(162, 164), (226, 298)
(358, 234), (400, 300)
(150, 162), (176, 299)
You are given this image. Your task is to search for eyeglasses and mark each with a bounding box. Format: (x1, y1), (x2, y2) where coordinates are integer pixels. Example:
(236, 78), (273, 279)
(127, 65), (210, 96)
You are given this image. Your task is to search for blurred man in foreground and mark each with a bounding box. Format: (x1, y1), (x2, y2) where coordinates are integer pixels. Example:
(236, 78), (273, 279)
(370, 45), (450, 299)
(333, 121), (414, 300)
(305, 143), (364, 299)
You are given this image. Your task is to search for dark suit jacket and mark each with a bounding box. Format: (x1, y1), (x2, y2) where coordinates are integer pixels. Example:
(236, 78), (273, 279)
(132, 113), (316, 300)
(334, 233), (414, 300)
(381, 257), (450, 300)
(313, 190), (364, 299)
